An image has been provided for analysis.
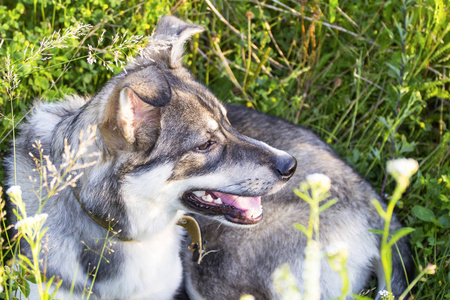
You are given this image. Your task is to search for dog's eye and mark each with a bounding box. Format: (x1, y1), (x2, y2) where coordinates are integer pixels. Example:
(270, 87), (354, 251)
(196, 140), (216, 152)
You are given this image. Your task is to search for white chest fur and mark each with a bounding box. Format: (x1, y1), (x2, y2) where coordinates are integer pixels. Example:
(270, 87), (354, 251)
(94, 223), (184, 300)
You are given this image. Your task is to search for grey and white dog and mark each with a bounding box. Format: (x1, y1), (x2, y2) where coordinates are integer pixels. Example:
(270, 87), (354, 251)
(182, 105), (414, 299)
(173, 21), (413, 300)
(6, 16), (296, 299)
(6, 15), (412, 300)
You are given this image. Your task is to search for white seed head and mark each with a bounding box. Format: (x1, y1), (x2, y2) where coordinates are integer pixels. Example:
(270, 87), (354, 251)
(306, 173), (331, 192)
(272, 263), (302, 300)
(326, 242), (349, 272)
(424, 263), (436, 275)
(6, 185), (22, 200)
(378, 290), (391, 297)
(387, 158), (419, 179)
(326, 242), (349, 257)
(15, 213), (48, 235)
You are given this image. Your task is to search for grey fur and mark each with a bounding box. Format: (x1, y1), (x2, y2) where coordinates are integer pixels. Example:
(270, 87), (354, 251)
(183, 106), (414, 299)
(6, 16), (296, 299)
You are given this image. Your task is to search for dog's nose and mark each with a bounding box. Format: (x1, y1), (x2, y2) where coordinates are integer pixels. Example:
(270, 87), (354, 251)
(277, 155), (297, 180)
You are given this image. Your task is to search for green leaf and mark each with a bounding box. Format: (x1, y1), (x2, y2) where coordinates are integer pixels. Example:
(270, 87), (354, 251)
(20, 280), (30, 297)
(50, 275), (64, 297)
(293, 223), (308, 236)
(388, 227), (415, 247)
(412, 205), (435, 222)
(371, 199), (386, 219)
(293, 188), (312, 203)
(26, 272), (46, 284)
(382, 22), (395, 40)
(369, 229), (385, 235)
(438, 214), (450, 228)
(83, 73), (93, 84)
(34, 75), (50, 90)
(318, 198), (337, 213)
(25, 274), (37, 284)
(329, 0), (339, 23)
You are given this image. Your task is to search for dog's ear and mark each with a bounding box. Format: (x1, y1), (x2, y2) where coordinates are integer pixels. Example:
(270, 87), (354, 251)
(100, 83), (167, 152)
(134, 15), (204, 68)
(117, 87), (155, 144)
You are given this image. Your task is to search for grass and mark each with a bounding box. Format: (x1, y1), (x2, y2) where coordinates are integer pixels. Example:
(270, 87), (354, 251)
(0, 0), (449, 298)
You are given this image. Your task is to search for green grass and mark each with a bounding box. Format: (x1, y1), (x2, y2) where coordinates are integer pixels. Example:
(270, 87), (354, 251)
(0, 0), (449, 298)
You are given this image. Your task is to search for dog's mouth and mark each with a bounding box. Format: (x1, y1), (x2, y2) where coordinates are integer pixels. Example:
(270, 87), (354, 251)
(183, 190), (263, 225)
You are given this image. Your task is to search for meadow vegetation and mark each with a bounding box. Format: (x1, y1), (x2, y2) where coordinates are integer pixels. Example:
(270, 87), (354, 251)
(0, 0), (448, 298)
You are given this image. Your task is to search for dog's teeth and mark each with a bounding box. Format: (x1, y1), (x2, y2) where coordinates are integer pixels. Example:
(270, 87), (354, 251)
(214, 198), (223, 205)
(193, 191), (206, 197)
(202, 194), (213, 202)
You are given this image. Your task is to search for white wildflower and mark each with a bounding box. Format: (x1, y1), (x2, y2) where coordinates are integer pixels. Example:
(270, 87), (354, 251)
(6, 185), (22, 200)
(15, 214), (48, 236)
(105, 62), (114, 72)
(387, 158), (419, 179)
(87, 55), (96, 65)
(87, 44), (97, 65)
(387, 158), (419, 190)
(306, 173), (331, 193)
(98, 29), (106, 45)
(272, 263), (302, 300)
(326, 242), (348, 255)
(113, 50), (120, 65)
(378, 289), (392, 298)
(424, 263), (436, 275)
(34, 213), (48, 223)
(326, 242), (349, 272)
(6, 185), (27, 217)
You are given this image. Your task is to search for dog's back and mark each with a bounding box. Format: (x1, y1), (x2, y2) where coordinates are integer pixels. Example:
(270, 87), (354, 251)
(183, 105), (414, 299)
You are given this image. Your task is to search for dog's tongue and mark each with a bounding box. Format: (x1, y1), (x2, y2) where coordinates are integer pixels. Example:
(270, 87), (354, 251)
(212, 191), (262, 215)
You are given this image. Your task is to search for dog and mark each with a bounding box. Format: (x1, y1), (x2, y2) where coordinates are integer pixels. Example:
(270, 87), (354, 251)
(181, 110), (415, 297)
(176, 27), (414, 300)
(6, 16), (297, 299)
(182, 105), (415, 299)
(7, 16), (413, 299)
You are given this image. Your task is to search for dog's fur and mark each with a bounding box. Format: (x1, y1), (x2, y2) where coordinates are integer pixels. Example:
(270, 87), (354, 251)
(6, 16), (296, 299)
(182, 105), (414, 299)
(6, 16), (413, 300)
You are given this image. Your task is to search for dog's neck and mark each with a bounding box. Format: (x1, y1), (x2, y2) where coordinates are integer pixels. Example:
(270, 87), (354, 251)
(71, 187), (134, 241)
(72, 186), (205, 263)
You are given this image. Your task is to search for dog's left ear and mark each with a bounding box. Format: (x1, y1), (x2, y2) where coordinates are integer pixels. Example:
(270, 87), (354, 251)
(100, 73), (170, 153)
(134, 15), (204, 68)
(116, 87), (159, 144)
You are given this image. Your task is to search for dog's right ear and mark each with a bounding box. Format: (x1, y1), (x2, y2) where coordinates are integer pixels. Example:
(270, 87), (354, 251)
(100, 86), (163, 153)
(130, 15), (204, 69)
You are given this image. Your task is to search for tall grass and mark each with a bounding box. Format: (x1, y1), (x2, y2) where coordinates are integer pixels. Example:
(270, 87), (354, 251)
(0, 0), (448, 298)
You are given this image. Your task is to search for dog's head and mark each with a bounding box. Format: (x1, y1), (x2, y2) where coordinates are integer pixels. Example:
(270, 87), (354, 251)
(99, 16), (296, 229)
